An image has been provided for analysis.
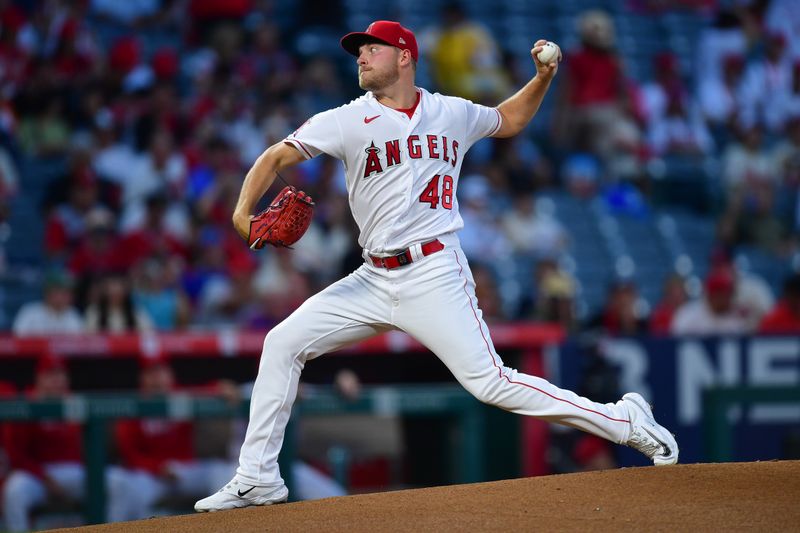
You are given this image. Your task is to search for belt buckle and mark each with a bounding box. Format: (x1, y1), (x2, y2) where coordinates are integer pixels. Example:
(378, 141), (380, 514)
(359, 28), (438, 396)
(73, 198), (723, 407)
(395, 252), (409, 266)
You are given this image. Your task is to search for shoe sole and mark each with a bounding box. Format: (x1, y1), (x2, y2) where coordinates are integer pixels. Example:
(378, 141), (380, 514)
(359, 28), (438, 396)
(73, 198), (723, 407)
(196, 499), (287, 513)
(195, 487), (289, 512)
(623, 393), (679, 466)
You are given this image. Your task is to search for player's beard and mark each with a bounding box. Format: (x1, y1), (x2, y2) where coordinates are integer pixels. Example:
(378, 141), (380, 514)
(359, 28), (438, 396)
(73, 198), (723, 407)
(359, 63), (400, 92)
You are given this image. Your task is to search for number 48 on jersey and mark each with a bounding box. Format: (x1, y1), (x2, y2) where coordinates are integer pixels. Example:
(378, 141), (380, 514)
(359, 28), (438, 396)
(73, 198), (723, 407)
(419, 174), (454, 209)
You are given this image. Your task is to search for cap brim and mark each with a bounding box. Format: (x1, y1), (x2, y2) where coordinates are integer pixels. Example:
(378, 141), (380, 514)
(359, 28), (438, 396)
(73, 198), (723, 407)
(340, 32), (393, 57)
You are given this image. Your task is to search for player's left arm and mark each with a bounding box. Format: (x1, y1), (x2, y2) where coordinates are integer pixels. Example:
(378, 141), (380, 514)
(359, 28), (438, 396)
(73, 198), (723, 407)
(492, 39), (561, 138)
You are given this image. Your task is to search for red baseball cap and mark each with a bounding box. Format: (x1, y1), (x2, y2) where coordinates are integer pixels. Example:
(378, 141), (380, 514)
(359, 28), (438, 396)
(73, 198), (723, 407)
(340, 20), (418, 62)
(36, 352), (66, 375)
(705, 267), (735, 294)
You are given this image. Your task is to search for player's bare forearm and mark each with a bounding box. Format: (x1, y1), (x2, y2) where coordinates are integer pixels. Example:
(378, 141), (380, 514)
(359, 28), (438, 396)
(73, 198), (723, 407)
(493, 39), (561, 138)
(232, 142), (305, 239)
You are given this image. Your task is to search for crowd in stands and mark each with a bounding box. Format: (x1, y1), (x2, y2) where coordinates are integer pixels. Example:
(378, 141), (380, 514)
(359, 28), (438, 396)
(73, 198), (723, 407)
(0, 0), (798, 342)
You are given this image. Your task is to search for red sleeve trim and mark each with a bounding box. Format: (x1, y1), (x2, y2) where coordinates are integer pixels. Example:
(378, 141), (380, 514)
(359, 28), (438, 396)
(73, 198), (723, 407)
(490, 108), (503, 136)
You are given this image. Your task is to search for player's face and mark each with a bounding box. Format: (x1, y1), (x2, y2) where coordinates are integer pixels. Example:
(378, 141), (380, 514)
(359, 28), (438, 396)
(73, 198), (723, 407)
(357, 43), (400, 91)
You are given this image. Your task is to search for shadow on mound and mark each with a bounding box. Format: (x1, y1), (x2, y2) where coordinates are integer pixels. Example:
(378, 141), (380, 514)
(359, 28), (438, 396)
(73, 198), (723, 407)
(58, 461), (800, 532)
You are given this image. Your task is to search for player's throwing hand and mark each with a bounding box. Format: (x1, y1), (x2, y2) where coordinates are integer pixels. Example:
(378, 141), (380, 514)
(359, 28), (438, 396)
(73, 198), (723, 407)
(531, 39), (561, 80)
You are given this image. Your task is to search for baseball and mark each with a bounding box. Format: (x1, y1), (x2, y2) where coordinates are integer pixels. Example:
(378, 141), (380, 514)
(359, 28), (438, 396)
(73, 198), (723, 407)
(537, 41), (559, 64)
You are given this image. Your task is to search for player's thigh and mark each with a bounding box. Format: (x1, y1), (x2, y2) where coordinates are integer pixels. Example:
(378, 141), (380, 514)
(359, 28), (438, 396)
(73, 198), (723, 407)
(396, 250), (502, 389)
(170, 461), (227, 496)
(43, 462), (85, 498)
(126, 470), (168, 507)
(291, 461), (346, 500)
(2, 470), (47, 506)
(265, 266), (393, 361)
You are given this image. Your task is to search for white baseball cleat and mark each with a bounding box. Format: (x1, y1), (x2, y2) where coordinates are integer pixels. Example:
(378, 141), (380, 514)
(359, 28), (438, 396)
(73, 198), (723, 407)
(622, 392), (679, 466)
(194, 478), (289, 512)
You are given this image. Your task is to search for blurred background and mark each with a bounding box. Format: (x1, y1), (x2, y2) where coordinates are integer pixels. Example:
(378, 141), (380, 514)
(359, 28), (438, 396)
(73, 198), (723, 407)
(0, 0), (799, 529)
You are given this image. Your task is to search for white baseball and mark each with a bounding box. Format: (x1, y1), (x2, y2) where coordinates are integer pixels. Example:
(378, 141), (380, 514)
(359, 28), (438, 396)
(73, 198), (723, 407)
(537, 41), (558, 64)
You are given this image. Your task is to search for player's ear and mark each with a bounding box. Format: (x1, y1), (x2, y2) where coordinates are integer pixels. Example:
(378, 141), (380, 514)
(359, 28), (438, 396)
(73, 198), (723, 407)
(399, 49), (413, 68)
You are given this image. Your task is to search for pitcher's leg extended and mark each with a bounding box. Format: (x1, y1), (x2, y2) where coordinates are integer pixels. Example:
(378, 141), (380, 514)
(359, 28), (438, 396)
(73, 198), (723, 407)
(395, 249), (677, 465)
(195, 268), (392, 511)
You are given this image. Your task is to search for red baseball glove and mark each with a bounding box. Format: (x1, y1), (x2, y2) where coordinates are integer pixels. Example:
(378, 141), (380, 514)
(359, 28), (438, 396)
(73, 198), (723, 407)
(248, 186), (315, 249)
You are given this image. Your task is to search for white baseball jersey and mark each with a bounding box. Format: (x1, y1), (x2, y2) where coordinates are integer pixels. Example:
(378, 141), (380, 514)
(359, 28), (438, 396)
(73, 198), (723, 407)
(284, 87), (502, 255)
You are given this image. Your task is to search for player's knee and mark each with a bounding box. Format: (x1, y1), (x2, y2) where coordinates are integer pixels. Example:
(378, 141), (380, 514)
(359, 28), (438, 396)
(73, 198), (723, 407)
(2, 471), (37, 505)
(263, 327), (303, 360)
(465, 380), (501, 406)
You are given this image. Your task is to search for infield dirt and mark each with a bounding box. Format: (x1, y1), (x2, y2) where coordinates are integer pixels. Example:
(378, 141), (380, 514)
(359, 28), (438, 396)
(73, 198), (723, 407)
(54, 460), (799, 532)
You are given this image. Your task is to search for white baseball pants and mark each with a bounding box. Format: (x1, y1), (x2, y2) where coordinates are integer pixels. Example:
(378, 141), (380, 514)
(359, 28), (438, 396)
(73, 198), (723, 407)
(236, 245), (632, 486)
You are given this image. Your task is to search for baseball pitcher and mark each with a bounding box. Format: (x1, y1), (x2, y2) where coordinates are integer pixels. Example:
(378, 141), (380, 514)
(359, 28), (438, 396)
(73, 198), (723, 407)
(195, 20), (678, 512)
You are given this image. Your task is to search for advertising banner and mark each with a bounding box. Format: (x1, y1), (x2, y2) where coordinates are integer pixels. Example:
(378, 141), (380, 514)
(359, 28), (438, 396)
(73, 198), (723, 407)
(555, 336), (800, 464)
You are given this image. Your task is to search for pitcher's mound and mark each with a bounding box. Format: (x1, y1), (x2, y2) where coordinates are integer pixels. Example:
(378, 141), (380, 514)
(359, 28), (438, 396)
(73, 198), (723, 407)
(58, 460), (800, 532)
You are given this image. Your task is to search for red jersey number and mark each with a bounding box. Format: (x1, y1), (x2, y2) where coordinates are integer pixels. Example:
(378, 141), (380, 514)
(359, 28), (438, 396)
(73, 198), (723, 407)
(419, 174), (453, 210)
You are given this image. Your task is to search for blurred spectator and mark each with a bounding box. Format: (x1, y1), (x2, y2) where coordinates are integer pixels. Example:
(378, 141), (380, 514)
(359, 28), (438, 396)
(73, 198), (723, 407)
(456, 175), (511, 262)
(695, 8), (748, 88)
(534, 259), (577, 331)
(249, 249), (313, 330)
(234, 21), (297, 99)
(739, 32), (793, 133)
(12, 270), (84, 336)
(722, 123), (777, 218)
(67, 207), (127, 278)
(641, 53), (687, 123)
(699, 54), (745, 143)
(49, 17), (95, 84)
(84, 273), (154, 333)
(183, 136), (239, 222)
(670, 266), (757, 335)
(119, 129), (187, 225)
(714, 249), (776, 327)
(44, 165), (104, 262)
(189, 0), (252, 42)
(131, 257), (192, 331)
(90, 108), (135, 185)
(587, 280), (648, 336)
(120, 190), (190, 266)
(295, 56), (347, 119)
(491, 136), (554, 194)
(17, 95), (70, 158)
(114, 356), (233, 520)
(645, 56), (713, 157)
(190, 231), (258, 328)
(500, 194), (569, 259)
(292, 193), (356, 284)
(209, 84), (264, 168)
(554, 9), (641, 169)
(427, 1), (510, 102)
(1, 354), (132, 530)
(759, 273), (800, 333)
(649, 274), (688, 335)
(471, 263), (506, 323)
